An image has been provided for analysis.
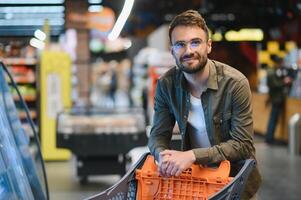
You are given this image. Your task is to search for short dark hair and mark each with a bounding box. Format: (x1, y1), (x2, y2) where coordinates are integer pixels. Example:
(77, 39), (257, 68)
(169, 10), (209, 44)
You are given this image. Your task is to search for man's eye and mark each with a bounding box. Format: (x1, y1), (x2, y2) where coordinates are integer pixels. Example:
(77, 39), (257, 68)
(174, 42), (185, 49)
(190, 40), (201, 47)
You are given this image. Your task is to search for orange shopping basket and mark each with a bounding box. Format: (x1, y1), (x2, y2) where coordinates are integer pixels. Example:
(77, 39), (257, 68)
(135, 155), (232, 200)
(86, 153), (256, 200)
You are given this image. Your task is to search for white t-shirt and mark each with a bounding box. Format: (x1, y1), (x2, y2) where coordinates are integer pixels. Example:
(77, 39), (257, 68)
(187, 94), (211, 148)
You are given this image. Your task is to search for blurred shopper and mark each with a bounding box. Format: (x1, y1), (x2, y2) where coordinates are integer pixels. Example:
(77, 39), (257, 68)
(265, 55), (292, 144)
(148, 10), (261, 200)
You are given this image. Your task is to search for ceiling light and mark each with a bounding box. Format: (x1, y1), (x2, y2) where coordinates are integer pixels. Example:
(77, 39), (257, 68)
(225, 28), (264, 41)
(88, 0), (102, 4)
(0, 18), (65, 26)
(212, 32), (223, 41)
(0, 6), (65, 13)
(0, 0), (64, 4)
(88, 5), (104, 12)
(30, 38), (45, 49)
(108, 0), (134, 41)
(34, 29), (47, 41)
(4, 13), (13, 19)
(3, 13), (64, 19)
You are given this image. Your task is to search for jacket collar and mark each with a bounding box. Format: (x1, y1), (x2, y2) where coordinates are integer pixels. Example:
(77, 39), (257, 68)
(178, 59), (219, 91)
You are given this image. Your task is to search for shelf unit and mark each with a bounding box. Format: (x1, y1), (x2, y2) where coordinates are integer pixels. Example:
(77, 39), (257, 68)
(2, 57), (39, 137)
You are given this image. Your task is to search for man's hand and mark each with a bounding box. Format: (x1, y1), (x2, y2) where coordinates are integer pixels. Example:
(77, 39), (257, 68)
(158, 150), (196, 177)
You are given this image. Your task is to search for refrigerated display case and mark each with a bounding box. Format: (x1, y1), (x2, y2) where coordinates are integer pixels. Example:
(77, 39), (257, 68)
(0, 64), (46, 199)
(56, 107), (147, 183)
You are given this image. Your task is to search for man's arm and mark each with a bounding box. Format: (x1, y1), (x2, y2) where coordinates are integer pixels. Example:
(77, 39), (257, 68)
(193, 78), (255, 164)
(148, 79), (196, 177)
(148, 80), (175, 162)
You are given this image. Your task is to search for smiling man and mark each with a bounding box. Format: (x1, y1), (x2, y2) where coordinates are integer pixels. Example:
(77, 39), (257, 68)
(148, 10), (261, 200)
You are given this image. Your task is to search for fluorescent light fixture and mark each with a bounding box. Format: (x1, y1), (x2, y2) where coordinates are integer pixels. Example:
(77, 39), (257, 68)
(30, 38), (45, 49)
(0, 6), (65, 13)
(108, 0), (134, 41)
(3, 13), (64, 19)
(5, 13), (13, 19)
(212, 32), (223, 41)
(34, 29), (46, 41)
(225, 28), (264, 41)
(0, 18), (65, 26)
(0, 0), (64, 4)
(88, 0), (102, 4)
(88, 5), (104, 12)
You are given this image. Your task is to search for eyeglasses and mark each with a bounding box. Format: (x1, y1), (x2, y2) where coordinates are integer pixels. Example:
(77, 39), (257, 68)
(171, 38), (205, 54)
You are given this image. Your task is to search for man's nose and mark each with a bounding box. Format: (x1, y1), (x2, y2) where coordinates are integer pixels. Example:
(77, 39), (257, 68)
(184, 43), (194, 53)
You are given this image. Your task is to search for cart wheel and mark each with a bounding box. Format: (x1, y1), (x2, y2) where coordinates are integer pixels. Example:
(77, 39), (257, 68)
(127, 179), (137, 200)
(79, 176), (88, 185)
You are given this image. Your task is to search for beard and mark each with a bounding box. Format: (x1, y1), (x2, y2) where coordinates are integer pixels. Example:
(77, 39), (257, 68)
(175, 51), (208, 74)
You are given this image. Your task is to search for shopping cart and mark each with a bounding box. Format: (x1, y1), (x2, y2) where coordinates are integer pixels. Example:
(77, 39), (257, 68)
(86, 152), (255, 200)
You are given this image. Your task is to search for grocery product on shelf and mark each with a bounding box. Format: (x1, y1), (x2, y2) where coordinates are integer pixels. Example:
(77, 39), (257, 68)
(0, 41), (38, 136)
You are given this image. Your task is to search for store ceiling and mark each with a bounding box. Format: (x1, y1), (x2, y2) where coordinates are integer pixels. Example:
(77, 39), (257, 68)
(118, 0), (301, 38)
(0, 0), (300, 38)
(0, 0), (65, 36)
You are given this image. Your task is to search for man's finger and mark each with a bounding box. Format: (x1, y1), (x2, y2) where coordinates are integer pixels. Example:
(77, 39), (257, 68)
(160, 150), (173, 155)
(165, 163), (175, 177)
(159, 151), (172, 157)
(175, 168), (182, 177)
(159, 161), (169, 176)
(170, 165), (178, 176)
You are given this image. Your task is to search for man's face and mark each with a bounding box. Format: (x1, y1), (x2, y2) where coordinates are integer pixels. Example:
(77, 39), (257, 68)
(170, 25), (212, 74)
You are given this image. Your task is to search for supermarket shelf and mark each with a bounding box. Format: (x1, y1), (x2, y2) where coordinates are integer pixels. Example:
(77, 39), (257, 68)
(13, 95), (36, 102)
(2, 57), (38, 66)
(2, 56), (39, 132)
(11, 79), (35, 84)
(19, 110), (37, 120)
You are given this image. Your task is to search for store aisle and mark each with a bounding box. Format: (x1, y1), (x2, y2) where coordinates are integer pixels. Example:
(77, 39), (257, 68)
(46, 136), (301, 200)
(46, 158), (120, 200)
(255, 139), (301, 200)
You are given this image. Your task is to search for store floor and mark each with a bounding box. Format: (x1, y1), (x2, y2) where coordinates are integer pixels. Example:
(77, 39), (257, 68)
(46, 136), (301, 200)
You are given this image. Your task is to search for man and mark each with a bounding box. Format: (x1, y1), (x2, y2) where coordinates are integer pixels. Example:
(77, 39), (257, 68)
(148, 10), (261, 199)
(265, 55), (292, 144)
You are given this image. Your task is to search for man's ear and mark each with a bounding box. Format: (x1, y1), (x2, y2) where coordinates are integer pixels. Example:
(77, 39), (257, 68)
(170, 47), (176, 58)
(207, 39), (212, 54)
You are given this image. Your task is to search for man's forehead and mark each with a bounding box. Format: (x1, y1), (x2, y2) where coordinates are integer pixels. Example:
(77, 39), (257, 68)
(171, 26), (206, 42)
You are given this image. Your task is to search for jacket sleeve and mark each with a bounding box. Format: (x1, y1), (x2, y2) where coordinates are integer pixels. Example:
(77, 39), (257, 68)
(148, 79), (175, 162)
(192, 78), (255, 164)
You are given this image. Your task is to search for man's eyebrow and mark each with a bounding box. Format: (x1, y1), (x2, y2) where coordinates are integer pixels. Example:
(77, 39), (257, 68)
(190, 37), (203, 41)
(173, 40), (186, 44)
(174, 37), (202, 43)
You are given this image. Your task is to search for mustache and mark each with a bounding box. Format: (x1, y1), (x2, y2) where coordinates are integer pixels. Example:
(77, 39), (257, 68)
(180, 53), (195, 61)
(180, 51), (201, 61)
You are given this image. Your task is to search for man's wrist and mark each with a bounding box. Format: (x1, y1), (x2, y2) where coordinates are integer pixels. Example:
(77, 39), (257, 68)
(188, 150), (196, 163)
(192, 148), (209, 164)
